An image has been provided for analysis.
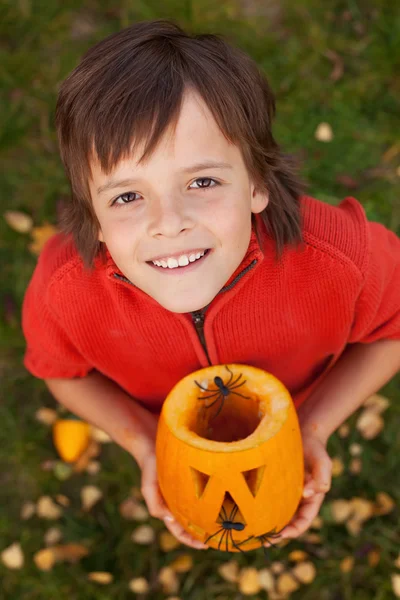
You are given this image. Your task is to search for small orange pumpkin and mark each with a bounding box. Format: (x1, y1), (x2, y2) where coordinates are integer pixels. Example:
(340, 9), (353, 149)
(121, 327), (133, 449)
(156, 364), (304, 552)
(53, 417), (91, 463)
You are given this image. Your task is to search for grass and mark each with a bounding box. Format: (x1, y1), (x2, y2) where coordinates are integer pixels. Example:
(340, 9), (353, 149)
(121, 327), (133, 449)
(0, 0), (399, 598)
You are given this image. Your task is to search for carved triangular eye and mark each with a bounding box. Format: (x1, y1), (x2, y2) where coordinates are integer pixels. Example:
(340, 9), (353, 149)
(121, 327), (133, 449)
(220, 492), (246, 525)
(241, 465), (265, 497)
(190, 467), (210, 498)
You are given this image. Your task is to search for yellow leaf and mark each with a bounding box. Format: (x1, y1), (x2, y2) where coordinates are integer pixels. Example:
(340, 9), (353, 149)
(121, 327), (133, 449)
(349, 443), (363, 456)
(276, 572), (300, 594)
(129, 577), (150, 593)
(258, 567), (274, 591)
(311, 516), (323, 529)
(332, 457), (344, 477)
(368, 550), (381, 567)
(29, 222), (59, 255)
(169, 554), (193, 573)
(35, 407), (58, 426)
(346, 517), (362, 536)
(374, 492), (396, 516)
(36, 496), (63, 520)
(131, 525), (155, 545)
(292, 561), (316, 584)
(159, 531), (181, 552)
(52, 543), (89, 563)
(1, 542), (24, 569)
(88, 572), (114, 584)
(330, 499), (352, 523)
(238, 567), (262, 595)
(356, 409), (384, 439)
(119, 497), (149, 521)
(363, 394), (390, 414)
(302, 532), (322, 544)
(288, 550), (309, 562)
(218, 560), (240, 583)
(340, 556), (354, 573)
(20, 501), (36, 520)
(73, 440), (101, 473)
(44, 527), (63, 546)
(315, 122), (333, 142)
(394, 553), (400, 569)
(86, 460), (101, 475)
(34, 548), (56, 571)
(158, 566), (179, 594)
(392, 574), (400, 598)
(271, 561), (285, 574)
(55, 494), (70, 508)
(4, 210), (33, 233)
(89, 426), (112, 443)
(349, 497), (375, 522)
(81, 485), (103, 511)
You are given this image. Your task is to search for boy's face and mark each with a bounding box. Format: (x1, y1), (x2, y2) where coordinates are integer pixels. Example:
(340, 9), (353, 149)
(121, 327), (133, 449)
(89, 90), (268, 313)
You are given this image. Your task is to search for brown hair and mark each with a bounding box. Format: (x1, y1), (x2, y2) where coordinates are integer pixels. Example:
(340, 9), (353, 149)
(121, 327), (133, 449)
(56, 19), (305, 269)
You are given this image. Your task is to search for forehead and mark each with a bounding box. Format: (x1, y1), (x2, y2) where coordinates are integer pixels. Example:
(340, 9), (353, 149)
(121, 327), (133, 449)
(90, 90), (243, 179)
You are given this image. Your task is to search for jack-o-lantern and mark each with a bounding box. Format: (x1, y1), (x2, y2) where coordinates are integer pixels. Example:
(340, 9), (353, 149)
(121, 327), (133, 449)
(156, 364), (304, 553)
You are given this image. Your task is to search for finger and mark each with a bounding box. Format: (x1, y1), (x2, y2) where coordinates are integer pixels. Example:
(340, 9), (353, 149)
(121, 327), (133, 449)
(163, 517), (208, 550)
(309, 451), (332, 493)
(279, 492), (325, 539)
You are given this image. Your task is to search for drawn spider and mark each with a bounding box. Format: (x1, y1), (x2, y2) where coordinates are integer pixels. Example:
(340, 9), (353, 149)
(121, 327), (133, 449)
(236, 526), (283, 559)
(204, 501), (248, 553)
(194, 365), (250, 420)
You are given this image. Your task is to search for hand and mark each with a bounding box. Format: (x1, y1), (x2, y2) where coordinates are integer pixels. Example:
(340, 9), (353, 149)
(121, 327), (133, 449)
(140, 451), (209, 551)
(266, 429), (332, 545)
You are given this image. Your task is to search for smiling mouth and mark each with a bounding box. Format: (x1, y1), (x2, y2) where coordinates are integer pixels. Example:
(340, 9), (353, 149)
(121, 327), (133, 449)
(147, 249), (211, 270)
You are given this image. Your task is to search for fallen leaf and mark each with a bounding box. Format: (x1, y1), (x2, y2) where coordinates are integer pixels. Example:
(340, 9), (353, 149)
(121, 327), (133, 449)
(363, 394), (390, 414)
(338, 423), (350, 438)
(73, 440), (101, 473)
(20, 501), (36, 520)
(169, 554), (193, 573)
(340, 556), (354, 573)
(258, 567), (275, 591)
(350, 497), (375, 522)
(356, 409), (384, 439)
(288, 550), (309, 562)
(90, 426), (112, 443)
(35, 407), (58, 426)
(271, 561), (285, 574)
(315, 122), (333, 142)
(238, 567), (262, 595)
(53, 461), (73, 481)
(292, 561), (316, 584)
(158, 566), (179, 594)
(88, 572), (113, 584)
(55, 494), (70, 508)
(349, 443), (363, 456)
(276, 571), (300, 594)
(374, 492), (396, 516)
(332, 457), (344, 477)
(34, 548), (56, 571)
(394, 553), (400, 569)
(44, 527), (63, 546)
(52, 543), (89, 563)
(29, 222), (59, 255)
(129, 577), (150, 593)
(368, 549), (380, 567)
(4, 210), (33, 233)
(346, 517), (362, 536)
(81, 485), (103, 511)
(1, 542), (24, 569)
(119, 497), (149, 521)
(323, 49), (344, 81)
(159, 531), (181, 552)
(349, 458), (363, 474)
(218, 560), (240, 583)
(311, 516), (323, 529)
(37, 496), (63, 520)
(86, 460), (101, 475)
(302, 532), (322, 544)
(392, 573), (400, 598)
(131, 525), (155, 544)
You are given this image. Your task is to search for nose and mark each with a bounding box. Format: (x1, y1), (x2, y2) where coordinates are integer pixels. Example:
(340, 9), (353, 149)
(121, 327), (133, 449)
(147, 194), (194, 238)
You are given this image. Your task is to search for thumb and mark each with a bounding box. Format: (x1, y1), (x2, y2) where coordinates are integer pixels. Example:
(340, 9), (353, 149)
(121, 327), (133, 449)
(140, 454), (175, 521)
(303, 442), (332, 497)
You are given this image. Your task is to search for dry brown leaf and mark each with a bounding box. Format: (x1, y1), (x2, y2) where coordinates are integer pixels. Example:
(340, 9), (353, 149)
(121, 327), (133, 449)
(218, 560), (240, 583)
(119, 497), (149, 521)
(4, 210), (33, 233)
(169, 554), (193, 573)
(86, 460), (101, 475)
(44, 527), (63, 546)
(315, 122), (333, 142)
(129, 577), (150, 593)
(311, 516), (323, 529)
(374, 492), (396, 516)
(81, 485), (103, 511)
(131, 525), (155, 544)
(29, 222), (59, 255)
(349, 458), (363, 474)
(89, 426), (112, 443)
(73, 440), (101, 473)
(34, 548), (56, 571)
(35, 407), (58, 426)
(159, 531), (181, 551)
(346, 517), (362, 536)
(292, 561), (316, 584)
(288, 550), (309, 562)
(350, 497), (375, 522)
(340, 556), (354, 573)
(55, 494), (70, 508)
(338, 423), (350, 438)
(276, 572), (300, 594)
(356, 409), (384, 439)
(271, 561), (285, 574)
(37, 496), (63, 520)
(368, 550), (381, 567)
(392, 574), (400, 598)
(258, 567), (275, 591)
(349, 443), (363, 456)
(88, 572), (113, 584)
(1, 542), (24, 569)
(302, 533), (322, 544)
(363, 394), (390, 413)
(331, 499), (352, 523)
(238, 567), (262, 595)
(52, 543), (89, 563)
(20, 501), (36, 520)
(394, 553), (400, 569)
(332, 457), (344, 477)
(158, 566), (180, 594)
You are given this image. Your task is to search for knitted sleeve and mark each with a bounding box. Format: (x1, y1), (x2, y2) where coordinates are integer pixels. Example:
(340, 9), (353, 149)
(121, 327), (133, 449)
(22, 251), (92, 379)
(349, 220), (400, 343)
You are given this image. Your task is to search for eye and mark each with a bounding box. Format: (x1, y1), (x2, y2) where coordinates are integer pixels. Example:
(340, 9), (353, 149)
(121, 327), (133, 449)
(112, 191), (141, 206)
(189, 178), (219, 190)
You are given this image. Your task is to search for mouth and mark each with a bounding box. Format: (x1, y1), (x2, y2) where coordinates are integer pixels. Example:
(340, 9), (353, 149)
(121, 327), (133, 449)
(147, 249), (211, 272)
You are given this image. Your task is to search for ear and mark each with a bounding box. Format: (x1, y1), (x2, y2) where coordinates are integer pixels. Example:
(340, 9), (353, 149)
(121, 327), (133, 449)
(250, 184), (269, 214)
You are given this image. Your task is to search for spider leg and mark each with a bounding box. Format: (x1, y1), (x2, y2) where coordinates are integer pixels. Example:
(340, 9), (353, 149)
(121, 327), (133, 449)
(231, 533), (247, 554)
(229, 378), (247, 390)
(230, 504), (239, 522)
(205, 393), (223, 410)
(221, 505), (228, 521)
(196, 390), (221, 400)
(231, 390), (251, 400)
(211, 395), (226, 419)
(224, 366), (234, 386)
(218, 529), (228, 551)
(228, 373), (244, 388)
(204, 526), (224, 545)
(194, 380), (209, 392)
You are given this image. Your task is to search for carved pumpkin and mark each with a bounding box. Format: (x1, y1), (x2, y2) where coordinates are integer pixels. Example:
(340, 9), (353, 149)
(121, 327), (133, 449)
(156, 364), (304, 552)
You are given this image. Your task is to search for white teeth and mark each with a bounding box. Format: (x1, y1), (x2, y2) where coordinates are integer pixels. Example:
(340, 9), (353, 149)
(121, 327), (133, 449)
(152, 250), (207, 268)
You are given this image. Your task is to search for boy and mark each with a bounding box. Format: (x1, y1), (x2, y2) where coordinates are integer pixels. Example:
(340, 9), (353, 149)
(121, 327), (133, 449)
(22, 20), (400, 551)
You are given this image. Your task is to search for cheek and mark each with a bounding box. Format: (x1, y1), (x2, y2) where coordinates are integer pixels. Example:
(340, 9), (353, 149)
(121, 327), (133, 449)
(100, 216), (140, 254)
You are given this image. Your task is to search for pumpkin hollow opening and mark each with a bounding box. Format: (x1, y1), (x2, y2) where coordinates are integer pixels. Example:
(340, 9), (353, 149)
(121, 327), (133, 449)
(190, 385), (262, 443)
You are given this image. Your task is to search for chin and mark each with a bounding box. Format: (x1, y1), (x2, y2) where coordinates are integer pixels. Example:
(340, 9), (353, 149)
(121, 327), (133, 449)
(157, 293), (215, 314)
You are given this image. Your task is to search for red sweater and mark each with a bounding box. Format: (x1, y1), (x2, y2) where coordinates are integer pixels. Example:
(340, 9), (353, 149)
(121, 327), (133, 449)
(22, 195), (400, 414)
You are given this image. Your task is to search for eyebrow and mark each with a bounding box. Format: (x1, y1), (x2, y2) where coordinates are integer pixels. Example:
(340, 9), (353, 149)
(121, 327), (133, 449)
(96, 160), (233, 195)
